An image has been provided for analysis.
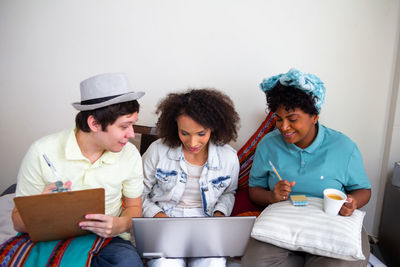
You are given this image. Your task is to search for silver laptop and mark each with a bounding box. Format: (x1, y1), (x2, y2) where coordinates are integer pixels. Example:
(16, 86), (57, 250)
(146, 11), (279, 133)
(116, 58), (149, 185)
(132, 216), (256, 258)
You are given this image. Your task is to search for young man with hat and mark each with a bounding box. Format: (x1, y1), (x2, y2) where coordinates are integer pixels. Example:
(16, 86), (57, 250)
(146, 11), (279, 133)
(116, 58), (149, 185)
(11, 73), (145, 266)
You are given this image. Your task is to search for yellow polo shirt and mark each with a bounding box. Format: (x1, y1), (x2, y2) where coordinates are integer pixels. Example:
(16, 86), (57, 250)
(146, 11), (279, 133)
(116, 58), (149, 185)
(16, 128), (144, 219)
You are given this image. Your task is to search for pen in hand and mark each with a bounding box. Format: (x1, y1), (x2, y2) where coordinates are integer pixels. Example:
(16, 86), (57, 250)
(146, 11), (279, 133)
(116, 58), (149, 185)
(269, 160), (296, 203)
(43, 154), (61, 180)
(268, 160), (282, 181)
(42, 154), (69, 192)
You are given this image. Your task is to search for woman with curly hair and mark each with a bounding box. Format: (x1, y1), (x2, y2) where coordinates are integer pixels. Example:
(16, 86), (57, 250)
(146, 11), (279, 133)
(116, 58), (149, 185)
(242, 69), (371, 267)
(142, 88), (240, 267)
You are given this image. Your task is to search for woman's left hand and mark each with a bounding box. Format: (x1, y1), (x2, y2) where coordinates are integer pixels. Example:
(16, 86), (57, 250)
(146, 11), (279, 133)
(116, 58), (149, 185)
(79, 214), (123, 238)
(213, 211), (225, 217)
(339, 196), (357, 216)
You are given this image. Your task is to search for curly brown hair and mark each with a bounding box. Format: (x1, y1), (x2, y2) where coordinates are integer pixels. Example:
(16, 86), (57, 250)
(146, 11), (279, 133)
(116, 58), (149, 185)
(266, 82), (319, 115)
(156, 88), (240, 147)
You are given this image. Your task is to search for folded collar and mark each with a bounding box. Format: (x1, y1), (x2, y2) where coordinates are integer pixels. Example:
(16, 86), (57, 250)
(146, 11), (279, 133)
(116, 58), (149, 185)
(65, 128), (117, 164)
(167, 141), (221, 170)
(286, 123), (325, 154)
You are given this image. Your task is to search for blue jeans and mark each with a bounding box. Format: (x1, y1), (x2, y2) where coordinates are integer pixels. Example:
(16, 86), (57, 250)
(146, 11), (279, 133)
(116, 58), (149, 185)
(91, 237), (143, 267)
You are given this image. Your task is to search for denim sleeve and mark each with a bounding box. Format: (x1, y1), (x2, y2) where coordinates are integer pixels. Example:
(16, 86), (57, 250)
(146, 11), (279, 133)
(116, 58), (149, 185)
(142, 142), (164, 217)
(214, 154), (239, 216)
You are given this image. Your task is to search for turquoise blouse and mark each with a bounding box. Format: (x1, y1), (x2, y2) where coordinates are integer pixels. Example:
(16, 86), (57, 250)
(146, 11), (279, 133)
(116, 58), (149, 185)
(249, 123), (371, 198)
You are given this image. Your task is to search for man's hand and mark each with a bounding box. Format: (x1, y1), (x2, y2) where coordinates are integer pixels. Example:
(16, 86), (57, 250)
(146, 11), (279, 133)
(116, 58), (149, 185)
(79, 214), (123, 238)
(42, 181), (72, 194)
(79, 196), (142, 238)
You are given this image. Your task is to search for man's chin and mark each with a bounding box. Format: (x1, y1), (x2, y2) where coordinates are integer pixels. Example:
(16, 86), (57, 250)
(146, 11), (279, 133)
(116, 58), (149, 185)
(109, 147), (124, 153)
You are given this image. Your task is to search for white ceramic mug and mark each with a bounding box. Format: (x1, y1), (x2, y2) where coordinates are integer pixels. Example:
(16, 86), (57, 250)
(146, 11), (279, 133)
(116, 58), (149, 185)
(323, 188), (349, 216)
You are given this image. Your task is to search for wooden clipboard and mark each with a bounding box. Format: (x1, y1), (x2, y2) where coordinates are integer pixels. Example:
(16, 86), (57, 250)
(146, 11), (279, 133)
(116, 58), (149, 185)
(14, 188), (105, 242)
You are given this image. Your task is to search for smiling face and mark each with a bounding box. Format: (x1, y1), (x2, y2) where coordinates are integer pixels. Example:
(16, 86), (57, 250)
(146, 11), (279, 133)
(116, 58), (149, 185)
(275, 106), (319, 149)
(95, 112), (138, 153)
(176, 114), (211, 157)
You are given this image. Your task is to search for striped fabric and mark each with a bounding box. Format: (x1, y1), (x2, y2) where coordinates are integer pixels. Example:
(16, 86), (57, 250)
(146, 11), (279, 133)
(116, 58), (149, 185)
(0, 233), (111, 267)
(0, 234), (32, 267)
(251, 197), (365, 261)
(237, 111), (276, 190)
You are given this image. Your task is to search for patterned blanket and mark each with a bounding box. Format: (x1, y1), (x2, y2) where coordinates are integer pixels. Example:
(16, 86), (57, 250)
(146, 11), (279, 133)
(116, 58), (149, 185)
(0, 233), (111, 267)
(237, 111), (276, 190)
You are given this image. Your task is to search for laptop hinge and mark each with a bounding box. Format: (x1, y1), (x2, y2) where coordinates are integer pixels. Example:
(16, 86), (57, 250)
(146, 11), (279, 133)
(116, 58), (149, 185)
(142, 252), (165, 258)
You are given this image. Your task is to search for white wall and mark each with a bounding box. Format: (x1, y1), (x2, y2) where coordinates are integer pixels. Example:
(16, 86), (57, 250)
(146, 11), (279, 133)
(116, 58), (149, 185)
(0, 0), (399, 235)
(375, 26), (400, 234)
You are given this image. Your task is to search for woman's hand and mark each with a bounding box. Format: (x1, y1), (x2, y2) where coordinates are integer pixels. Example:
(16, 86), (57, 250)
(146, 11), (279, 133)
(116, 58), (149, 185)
(339, 196), (357, 216)
(272, 180), (296, 203)
(213, 211), (225, 217)
(154, 212), (169, 218)
(249, 183), (295, 206)
(339, 189), (371, 216)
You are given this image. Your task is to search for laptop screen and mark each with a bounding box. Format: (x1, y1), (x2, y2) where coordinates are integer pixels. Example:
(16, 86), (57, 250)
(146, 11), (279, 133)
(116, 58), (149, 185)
(132, 216), (255, 258)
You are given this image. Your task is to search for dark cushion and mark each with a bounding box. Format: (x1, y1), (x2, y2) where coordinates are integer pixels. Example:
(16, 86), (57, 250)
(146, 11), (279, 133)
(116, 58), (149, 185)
(1, 184), (16, 196)
(231, 187), (263, 216)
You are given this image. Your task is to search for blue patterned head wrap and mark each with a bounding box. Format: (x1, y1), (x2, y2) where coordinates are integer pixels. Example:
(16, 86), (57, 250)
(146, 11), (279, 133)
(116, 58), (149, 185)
(260, 68), (325, 113)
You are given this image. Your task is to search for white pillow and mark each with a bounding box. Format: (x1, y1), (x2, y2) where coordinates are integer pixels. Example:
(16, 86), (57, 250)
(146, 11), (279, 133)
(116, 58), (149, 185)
(0, 193), (17, 244)
(251, 197), (365, 261)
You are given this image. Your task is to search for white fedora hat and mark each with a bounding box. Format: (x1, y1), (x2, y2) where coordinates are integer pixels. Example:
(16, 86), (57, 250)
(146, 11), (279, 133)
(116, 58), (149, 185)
(72, 73), (145, 111)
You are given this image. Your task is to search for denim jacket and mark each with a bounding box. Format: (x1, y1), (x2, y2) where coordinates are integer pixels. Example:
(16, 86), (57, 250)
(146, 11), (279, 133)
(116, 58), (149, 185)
(142, 139), (239, 217)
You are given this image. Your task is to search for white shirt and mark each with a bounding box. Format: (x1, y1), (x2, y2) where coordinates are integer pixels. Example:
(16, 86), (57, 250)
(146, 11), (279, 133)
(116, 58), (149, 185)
(177, 162), (203, 208)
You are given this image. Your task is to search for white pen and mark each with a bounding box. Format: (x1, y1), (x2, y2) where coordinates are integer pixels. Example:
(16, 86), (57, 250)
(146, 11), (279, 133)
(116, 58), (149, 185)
(42, 154), (61, 180)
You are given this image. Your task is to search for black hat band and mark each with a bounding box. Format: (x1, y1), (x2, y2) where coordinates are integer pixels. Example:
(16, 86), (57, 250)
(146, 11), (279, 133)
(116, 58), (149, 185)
(81, 94), (123, 105)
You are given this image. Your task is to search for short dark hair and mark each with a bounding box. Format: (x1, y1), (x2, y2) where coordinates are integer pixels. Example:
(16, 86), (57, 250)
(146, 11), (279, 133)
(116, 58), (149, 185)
(75, 100), (140, 132)
(156, 88), (240, 147)
(266, 82), (319, 115)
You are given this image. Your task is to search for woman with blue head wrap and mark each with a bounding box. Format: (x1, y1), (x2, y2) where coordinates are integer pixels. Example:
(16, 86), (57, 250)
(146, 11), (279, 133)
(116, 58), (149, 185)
(242, 69), (372, 267)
